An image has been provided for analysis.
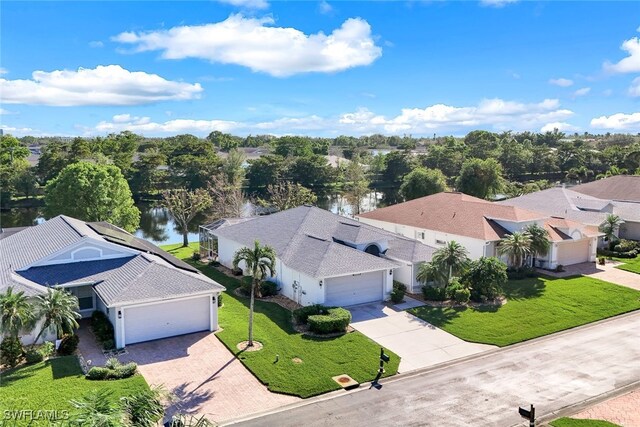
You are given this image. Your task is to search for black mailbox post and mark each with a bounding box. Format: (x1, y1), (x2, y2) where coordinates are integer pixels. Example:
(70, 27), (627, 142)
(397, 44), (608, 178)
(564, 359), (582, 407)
(518, 404), (535, 427)
(379, 348), (390, 374)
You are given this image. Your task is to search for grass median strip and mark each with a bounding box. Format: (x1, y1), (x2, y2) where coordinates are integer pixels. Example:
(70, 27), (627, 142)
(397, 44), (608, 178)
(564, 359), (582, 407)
(164, 243), (400, 398)
(613, 257), (640, 274)
(409, 276), (640, 347)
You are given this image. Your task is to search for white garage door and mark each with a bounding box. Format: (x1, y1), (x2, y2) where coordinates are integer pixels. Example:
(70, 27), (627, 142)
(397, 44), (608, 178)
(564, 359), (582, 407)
(557, 239), (590, 266)
(124, 296), (210, 345)
(325, 271), (383, 307)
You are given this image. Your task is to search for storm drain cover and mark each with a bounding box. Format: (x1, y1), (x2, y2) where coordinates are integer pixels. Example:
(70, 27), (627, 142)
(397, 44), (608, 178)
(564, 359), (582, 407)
(332, 374), (359, 389)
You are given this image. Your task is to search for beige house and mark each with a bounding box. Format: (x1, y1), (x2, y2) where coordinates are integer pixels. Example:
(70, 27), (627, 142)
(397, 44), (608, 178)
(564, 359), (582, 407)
(357, 192), (602, 269)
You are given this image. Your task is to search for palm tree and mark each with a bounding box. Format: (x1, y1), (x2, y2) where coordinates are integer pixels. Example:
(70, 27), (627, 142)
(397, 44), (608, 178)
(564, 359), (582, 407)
(0, 286), (35, 339)
(524, 224), (551, 267)
(70, 389), (124, 427)
(32, 288), (81, 344)
(430, 241), (470, 283)
(232, 240), (276, 347)
(599, 214), (624, 246)
(120, 385), (167, 427)
(416, 261), (447, 287)
(498, 232), (532, 269)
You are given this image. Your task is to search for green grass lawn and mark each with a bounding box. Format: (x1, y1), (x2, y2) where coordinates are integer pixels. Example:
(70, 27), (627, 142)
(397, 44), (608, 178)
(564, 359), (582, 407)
(551, 417), (620, 427)
(409, 276), (640, 347)
(613, 256), (640, 274)
(163, 243), (400, 398)
(0, 356), (149, 425)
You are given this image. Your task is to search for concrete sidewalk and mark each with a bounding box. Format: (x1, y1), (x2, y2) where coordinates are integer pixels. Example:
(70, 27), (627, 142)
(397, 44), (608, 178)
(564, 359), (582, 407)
(349, 299), (495, 373)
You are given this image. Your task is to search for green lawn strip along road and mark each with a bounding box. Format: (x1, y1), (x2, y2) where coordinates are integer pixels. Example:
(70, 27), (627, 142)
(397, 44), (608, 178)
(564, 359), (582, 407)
(613, 256), (640, 274)
(551, 417), (621, 427)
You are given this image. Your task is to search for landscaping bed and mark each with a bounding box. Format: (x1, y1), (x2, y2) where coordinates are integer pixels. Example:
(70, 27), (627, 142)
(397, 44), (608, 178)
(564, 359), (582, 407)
(409, 276), (640, 347)
(162, 243), (400, 398)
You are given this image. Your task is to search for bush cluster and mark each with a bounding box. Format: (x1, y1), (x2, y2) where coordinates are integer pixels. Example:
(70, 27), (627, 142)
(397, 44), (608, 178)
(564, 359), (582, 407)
(240, 278), (279, 297)
(506, 267), (537, 280)
(610, 239), (638, 252)
(86, 358), (137, 380)
(57, 334), (79, 356)
(307, 308), (352, 334)
(422, 285), (447, 301)
(0, 337), (23, 367)
(293, 304), (325, 324)
(191, 252), (202, 261)
(390, 281), (407, 304)
(447, 280), (471, 304)
(91, 310), (116, 350)
(598, 248), (638, 259)
(24, 342), (55, 365)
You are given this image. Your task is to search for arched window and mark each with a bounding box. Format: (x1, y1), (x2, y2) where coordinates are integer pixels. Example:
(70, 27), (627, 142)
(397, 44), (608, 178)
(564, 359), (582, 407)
(364, 244), (381, 257)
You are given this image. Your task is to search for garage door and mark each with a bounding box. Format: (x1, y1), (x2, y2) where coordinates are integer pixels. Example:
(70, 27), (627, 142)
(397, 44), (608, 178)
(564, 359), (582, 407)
(124, 296), (210, 345)
(325, 271), (383, 307)
(557, 239), (590, 266)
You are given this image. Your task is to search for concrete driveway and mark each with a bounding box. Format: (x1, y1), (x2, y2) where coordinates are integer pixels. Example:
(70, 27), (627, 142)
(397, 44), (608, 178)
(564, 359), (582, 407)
(348, 298), (495, 373)
(77, 329), (298, 423)
(540, 261), (640, 290)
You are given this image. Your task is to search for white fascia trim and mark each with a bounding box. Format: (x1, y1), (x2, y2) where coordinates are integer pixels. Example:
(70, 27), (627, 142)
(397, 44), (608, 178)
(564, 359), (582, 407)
(110, 290), (221, 309)
(321, 266), (397, 281)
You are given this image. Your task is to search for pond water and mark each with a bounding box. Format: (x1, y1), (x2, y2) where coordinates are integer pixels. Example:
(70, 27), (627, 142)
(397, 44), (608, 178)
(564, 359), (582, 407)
(0, 190), (399, 246)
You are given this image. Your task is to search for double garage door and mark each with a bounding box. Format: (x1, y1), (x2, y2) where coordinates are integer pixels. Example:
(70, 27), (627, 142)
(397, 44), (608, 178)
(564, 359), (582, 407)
(557, 239), (590, 266)
(124, 296), (211, 345)
(325, 271), (384, 307)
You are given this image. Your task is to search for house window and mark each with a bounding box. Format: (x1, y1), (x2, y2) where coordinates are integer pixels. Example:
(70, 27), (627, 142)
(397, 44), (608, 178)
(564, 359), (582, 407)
(70, 286), (94, 311)
(435, 239), (446, 245)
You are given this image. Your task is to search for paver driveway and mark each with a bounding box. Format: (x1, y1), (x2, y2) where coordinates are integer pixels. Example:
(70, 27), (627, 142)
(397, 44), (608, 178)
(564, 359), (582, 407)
(540, 261), (640, 290)
(78, 329), (298, 423)
(348, 298), (495, 373)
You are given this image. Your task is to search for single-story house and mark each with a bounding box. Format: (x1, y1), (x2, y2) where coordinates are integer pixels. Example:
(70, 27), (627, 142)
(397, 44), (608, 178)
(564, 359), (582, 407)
(357, 192), (602, 269)
(209, 205), (436, 306)
(498, 185), (640, 242)
(0, 216), (224, 348)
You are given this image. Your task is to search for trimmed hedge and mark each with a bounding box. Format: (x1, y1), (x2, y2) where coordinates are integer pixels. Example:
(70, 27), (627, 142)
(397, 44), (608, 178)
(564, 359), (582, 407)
(86, 358), (138, 380)
(308, 308), (352, 334)
(390, 281), (407, 304)
(293, 304), (325, 324)
(598, 248), (638, 259)
(260, 281), (279, 297)
(57, 334), (79, 356)
(91, 310), (115, 350)
(422, 285), (447, 301)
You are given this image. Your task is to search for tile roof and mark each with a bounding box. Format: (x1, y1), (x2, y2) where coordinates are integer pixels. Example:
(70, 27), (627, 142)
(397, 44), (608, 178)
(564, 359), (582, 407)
(571, 176), (640, 202)
(358, 192), (546, 241)
(213, 206), (435, 278)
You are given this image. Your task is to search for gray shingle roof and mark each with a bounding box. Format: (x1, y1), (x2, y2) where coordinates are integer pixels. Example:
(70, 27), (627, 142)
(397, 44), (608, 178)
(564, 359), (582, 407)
(214, 206), (435, 278)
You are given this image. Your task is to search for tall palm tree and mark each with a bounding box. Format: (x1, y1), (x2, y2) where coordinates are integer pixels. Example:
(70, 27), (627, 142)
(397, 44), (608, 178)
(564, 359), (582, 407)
(416, 261), (447, 287)
(0, 286), (35, 339)
(430, 241), (470, 283)
(233, 240), (276, 347)
(70, 389), (124, 427)
(524, 223), (551, 267)
(599, 214), (624, 245)
(32, 288), (81, 344)
(498, 232), (532, 269)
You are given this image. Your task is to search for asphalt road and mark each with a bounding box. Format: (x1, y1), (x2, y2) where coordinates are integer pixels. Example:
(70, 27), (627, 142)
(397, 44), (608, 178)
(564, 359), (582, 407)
(228, 312), (640, 427)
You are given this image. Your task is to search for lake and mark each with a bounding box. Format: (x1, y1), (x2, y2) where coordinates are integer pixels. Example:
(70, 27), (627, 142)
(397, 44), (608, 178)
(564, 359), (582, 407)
(0, 190), (397, 246)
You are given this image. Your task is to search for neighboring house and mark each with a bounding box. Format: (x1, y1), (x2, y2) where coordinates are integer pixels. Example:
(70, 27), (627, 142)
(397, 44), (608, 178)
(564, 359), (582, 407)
(357, 192), (601, 269)
(0, 216), (224, 348)
(209, 205), (435, 306)
(499, 185), (640, 241)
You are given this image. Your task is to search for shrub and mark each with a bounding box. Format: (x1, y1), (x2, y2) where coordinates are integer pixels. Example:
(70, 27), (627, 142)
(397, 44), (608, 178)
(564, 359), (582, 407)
(462, 257), (507, 302)
(39, 341), (55, 358)
(260, 281), (279, 297)
(555, 264), (564, 272)
(105, 357), (121, 370)
(208, 259), (220, 267)
(57, 334), (79, 356)
(217, 293), (223, 307)
(293, 304), (325, 324)
(91, 310), (115, 349)
(0, 337), (23, 367)
(390, 281), (407, 304)
(422, 285), (447, 301)
(24, 348), (44, 364)
(114, 362), (137, 379)
(86, 366), (110, 380)
(598, 256), (606, 265)
(308, 308), (351, 334)
(239, 276), (254, 295)
(191, 252), (202, 261)
(452, 288), (471, 304)
(102, 339), (115, 351)
(613, 239), (637, 252)
(597, 248), (638, 259)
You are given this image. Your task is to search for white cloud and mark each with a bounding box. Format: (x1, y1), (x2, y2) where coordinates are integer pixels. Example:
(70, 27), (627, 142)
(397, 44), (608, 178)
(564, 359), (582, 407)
(573, 87), (591, 97)
(540, 122), (578, 133)
(604, 36), (640, 73)
(549, 77), (573, 87)
(0, 108), (16, 115)
(89, 98), (573, 137)
(591, 112), (640, 130)
(0, 65), (203, 106)
(1, 125), (34, 135)
(319, 0), (333, 14)
(216, 0), (269, 9)
(629, 77), (640, 97)
(113, 15), (382, 77)
(89, 40), (104, 48)
(0, 68), (8, 75)
(480, 0), (518, 7)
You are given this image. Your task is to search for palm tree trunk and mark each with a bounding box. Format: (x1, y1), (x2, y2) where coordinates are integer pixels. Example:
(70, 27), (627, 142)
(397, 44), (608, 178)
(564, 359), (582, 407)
(32, 321), (50, 345)
(248, 279), (255, 347)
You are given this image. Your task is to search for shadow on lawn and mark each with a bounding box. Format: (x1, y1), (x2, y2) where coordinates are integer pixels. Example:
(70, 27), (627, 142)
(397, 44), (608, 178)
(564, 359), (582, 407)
(409, 306), (464, 328)
(50, 356), (82, 380)
(504, 277), (546, 300)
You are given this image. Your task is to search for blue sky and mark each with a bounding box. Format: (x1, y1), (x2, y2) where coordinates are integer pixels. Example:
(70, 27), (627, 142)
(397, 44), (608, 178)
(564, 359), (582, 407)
(1, 1), (640, 137)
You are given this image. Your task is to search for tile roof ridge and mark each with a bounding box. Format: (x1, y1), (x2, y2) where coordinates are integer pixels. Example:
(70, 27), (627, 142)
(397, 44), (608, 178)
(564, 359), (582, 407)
(58, 215), (86, 237)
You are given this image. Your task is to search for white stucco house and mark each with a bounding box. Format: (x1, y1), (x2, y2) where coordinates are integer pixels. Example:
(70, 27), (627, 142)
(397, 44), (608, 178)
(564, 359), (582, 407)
(357, 192), (602, 270)
(209, 205), (436, 306)
(0, 216), (224, 348)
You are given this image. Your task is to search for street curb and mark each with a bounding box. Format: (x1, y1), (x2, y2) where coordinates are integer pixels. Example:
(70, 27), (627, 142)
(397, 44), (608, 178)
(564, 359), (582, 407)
(220, 310), (640, 426)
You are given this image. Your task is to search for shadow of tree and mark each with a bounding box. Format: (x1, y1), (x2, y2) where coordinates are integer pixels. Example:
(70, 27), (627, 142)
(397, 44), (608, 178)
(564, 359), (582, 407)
(50, 356), (83, 380)
(408, 306), (464, 328)
(504, 277), (547, 300)
(165, 382), (215, 421)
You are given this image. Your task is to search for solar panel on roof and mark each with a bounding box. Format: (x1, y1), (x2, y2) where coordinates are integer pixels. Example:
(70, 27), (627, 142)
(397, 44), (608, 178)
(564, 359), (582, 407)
(87, 222), (199, 273)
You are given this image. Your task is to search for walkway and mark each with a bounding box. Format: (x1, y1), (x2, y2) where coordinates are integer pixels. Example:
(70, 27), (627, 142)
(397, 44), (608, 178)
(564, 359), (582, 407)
(348, 298), (495, 373)
(77, 327), (298, 423)
(571, 389), (640, 427)
(539, 261), (640, 290)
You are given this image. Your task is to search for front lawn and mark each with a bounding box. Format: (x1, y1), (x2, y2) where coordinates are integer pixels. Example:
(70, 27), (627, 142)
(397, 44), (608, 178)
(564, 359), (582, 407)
(409, 276), (640, 347)
(613, 256), (640, 274)
(0, 356), (149, 425)
(163, 243), (400, 398)
(551, 417), (620, 427)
